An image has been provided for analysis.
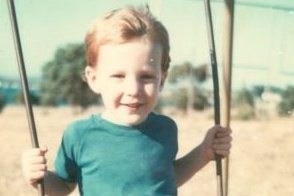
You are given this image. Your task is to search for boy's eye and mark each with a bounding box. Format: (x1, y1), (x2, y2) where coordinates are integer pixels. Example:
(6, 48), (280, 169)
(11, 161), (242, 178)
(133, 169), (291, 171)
(142, 74), (153, 78)
(111, 74), (125, 79)
(141, 74), (155, 81)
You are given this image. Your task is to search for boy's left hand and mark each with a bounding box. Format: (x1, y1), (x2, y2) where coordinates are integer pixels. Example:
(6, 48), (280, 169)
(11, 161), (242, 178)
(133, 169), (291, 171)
(201, 125), (232, 161)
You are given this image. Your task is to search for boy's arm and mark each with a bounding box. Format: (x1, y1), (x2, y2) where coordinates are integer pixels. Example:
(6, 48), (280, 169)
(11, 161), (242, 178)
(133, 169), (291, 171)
(43, 171), (76, 196)
(22, 147), (76, 195)
(174, 125), (232, 187)
(174, 144), (209, 187)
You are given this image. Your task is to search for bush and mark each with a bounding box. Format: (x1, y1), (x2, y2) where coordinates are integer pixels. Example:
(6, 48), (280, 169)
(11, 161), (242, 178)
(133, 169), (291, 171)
(278, 86), (294, 116)
(193, 88), (209, 110)
(234, 88), (255, 120)
(14, 91), (41, 105)
(0, 94), (5, 113)
(235, 87), (254, 107)
(170, 87), (209, 113)
(172, 88), (189, 112)
(235, 103), (255, 120)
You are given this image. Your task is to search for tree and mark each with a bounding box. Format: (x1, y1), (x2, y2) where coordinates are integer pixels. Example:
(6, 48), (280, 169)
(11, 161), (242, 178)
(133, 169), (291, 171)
(14, 91), (40, 105)
(0, 93), (5, 113)
(40, 43), (99, 109)
(278, 86), (294, 116)
(234, 88), (255, 120)
(235, 87), (254, 107)
(252, 85), (264, 97)
(168, 62), (208, 84)
(172, 88), (189, 112)
(167, 62), (209, 113)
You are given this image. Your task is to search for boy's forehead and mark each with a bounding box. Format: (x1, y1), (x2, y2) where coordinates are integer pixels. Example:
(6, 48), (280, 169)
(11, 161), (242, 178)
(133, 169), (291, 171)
(98, 39), (162, 62)
(95, 41), (162, 73)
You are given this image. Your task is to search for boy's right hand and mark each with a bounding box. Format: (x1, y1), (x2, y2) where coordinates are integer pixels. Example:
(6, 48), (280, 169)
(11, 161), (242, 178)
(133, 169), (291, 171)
(22, 146), (48, 187)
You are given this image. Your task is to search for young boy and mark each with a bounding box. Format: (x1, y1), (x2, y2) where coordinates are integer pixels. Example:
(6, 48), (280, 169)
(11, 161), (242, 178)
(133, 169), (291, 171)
(22, 5), (232, 196)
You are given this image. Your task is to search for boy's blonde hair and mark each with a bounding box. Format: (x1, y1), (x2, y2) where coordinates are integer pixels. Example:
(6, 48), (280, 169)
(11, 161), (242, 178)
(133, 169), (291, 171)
(85, 5), (170, 73)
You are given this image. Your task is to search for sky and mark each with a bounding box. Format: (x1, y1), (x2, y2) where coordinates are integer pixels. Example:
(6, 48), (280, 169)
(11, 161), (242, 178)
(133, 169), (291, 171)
(1, 0), (294, 90)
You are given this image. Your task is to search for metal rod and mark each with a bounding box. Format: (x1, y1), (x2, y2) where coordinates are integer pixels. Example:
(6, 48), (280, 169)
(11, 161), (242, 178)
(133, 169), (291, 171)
(204, 0), (224, 196)
(222, 1), (234, 195)
(7, 0), (45, 195)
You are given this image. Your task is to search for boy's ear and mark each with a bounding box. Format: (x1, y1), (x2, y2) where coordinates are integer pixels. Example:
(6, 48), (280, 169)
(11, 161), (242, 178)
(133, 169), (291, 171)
(85, 66), (100, 94)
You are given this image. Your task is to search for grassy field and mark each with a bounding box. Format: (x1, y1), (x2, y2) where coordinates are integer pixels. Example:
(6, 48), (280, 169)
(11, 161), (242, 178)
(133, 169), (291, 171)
(0, 106), (293, 196)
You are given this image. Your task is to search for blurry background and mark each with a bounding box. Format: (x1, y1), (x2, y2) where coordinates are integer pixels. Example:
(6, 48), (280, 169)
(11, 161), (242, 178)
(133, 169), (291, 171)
(0, 0), (293, 195)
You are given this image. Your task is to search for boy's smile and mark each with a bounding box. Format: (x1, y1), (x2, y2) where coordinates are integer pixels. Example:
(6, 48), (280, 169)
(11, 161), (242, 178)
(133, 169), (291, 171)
(121, 102), (143, 111)
(86, 37), (165, 126)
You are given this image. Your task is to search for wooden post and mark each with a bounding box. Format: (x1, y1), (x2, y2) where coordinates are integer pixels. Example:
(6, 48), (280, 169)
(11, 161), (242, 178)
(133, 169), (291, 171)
(222, 1), (235, 196)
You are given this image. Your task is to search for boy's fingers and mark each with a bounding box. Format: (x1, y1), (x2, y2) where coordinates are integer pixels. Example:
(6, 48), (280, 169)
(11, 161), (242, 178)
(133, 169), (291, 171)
(213, 143), (231, 150)
(213, 143), (231, 159)
(28, 156), (47, 164)
(23, 149), (40, 156)
(40, 146), (48, 154)
(215, 149), (230, 157)
(22, 147), (48, 165)
(214, 135), (232, 144)
(24, 147), (48, 156)
(216, 126), (231, 133)
(22, 154), (47, 165)
(29, 171), (46, 182)
(216, 127), (232, 137)
(30, 163), (47, 172)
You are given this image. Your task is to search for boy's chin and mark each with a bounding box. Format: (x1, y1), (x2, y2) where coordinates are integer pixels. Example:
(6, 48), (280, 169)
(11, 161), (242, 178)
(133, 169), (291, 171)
(103, 110), (150, 126)
(118, 114), (148, 126)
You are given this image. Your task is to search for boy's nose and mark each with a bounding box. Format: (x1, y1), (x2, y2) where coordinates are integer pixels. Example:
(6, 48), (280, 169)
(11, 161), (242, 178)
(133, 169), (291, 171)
(125, 77), (141, 96)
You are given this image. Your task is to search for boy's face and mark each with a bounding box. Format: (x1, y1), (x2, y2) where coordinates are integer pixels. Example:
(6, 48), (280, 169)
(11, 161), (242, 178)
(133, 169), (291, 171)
(86, 38), (165, 126)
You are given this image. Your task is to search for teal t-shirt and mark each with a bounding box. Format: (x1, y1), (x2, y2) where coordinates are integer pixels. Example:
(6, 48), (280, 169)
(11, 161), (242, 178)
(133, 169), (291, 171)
(55, 112), (178, 196)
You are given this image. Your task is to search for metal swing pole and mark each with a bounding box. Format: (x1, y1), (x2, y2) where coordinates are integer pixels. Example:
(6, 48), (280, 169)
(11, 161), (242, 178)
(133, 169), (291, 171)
(204, 0), (224, 196)
(7, 0), (45, 195)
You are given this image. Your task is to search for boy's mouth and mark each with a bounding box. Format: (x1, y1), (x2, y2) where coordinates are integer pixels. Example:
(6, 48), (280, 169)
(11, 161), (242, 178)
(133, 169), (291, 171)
(121, 103), (143, 110)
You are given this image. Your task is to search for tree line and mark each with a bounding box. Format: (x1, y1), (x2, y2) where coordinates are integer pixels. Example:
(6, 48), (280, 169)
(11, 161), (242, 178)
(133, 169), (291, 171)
(0, 43), (293, 119)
